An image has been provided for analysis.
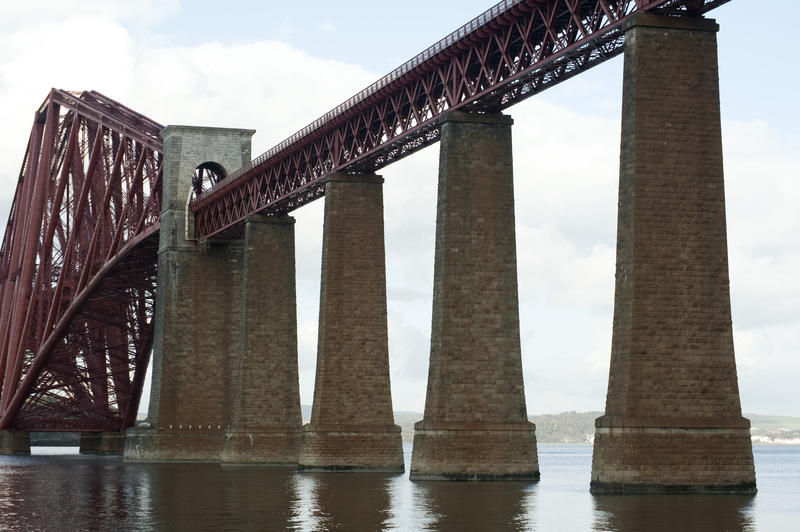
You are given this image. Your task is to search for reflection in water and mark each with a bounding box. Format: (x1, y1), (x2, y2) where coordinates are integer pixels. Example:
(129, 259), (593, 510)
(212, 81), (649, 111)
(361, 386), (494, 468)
(138, 463), (300, 530)
(0, 445), (796, 530)
(290, 473), (322, 530)
(413, 480), (537, 531)
(0, 454), (147, 531)
(302, 472), (395, 531)
(593, 494), (756, 532)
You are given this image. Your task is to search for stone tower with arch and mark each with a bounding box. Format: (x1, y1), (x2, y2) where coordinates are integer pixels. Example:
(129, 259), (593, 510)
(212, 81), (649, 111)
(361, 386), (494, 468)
(126, 126), (303, 463)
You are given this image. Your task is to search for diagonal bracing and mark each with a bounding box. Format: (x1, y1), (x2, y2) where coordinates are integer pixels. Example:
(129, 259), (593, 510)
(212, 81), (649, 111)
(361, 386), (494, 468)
(190, 0), (730, 239)
(0, 90), (163, 431)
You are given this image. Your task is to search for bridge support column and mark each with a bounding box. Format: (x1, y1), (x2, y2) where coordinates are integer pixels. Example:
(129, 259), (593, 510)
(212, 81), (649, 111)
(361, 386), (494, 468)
(79, 432), (125, 455)
(125, 126), (260, 462)
(591, 15), (756, 494)
(0, 430), (30, 454)
(410, 111), (538, 481)
(298, 173), (404, 472)
(222, 215), (302, 464)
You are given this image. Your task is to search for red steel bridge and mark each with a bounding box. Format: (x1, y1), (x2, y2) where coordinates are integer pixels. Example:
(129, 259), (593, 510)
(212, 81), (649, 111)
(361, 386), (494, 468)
(0, 0), (729, 433)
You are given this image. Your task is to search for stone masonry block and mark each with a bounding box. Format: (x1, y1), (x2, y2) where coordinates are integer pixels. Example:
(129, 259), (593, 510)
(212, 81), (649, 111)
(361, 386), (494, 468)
(0, 430), (30, 455)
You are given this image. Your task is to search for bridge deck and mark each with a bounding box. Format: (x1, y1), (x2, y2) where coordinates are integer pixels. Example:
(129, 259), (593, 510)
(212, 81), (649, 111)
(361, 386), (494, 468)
(189, 0), (730, 239)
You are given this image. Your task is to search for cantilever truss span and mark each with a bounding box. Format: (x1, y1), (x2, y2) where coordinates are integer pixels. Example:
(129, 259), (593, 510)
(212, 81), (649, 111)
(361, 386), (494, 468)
(0, 90), (163, 431)
(190, 0), (730, 239)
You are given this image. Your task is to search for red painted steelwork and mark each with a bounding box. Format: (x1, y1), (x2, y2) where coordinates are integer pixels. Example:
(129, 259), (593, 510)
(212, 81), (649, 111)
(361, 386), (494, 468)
(0, 90), (163, 431)
(191, 0), (730, 239)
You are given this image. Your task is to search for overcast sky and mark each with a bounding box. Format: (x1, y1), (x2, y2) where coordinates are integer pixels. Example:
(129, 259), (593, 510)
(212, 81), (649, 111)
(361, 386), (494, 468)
(1, 1), (797, 418)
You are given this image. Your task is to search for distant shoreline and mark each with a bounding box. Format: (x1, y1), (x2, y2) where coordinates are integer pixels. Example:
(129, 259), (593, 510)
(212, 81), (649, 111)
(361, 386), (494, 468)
(30, 410), (800, 447)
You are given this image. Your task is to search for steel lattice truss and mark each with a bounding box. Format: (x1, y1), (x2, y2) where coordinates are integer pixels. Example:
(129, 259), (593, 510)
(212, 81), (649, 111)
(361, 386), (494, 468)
(0, 90), (163, 431)
(191, 0), (730, 239)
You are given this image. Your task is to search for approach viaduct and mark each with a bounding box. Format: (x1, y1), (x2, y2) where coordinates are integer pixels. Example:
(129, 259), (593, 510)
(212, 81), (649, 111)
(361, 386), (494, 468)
(0, 0), (754, 493)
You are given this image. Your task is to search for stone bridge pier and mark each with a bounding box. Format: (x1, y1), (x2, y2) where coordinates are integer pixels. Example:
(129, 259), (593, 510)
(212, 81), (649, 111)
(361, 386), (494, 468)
(298, 173), (404, 471)
(590, 15), (756, 493)
(410, 111), (539, 480)
(125, 126), (302, 463)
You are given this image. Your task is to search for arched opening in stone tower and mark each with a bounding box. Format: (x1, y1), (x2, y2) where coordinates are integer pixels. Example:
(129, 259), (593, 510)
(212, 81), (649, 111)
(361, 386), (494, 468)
(192, 161), (227, 197)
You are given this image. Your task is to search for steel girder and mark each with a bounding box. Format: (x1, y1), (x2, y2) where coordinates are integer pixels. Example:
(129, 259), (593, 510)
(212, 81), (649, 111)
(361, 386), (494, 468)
(190, 0), (731, 239)
(0, 90), (163, 431)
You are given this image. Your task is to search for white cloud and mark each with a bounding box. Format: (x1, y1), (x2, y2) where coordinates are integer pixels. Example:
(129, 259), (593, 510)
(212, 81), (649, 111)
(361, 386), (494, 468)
(725, 119), (800, 329)
(512, 98), (620, 251)
(0, 14), (137, 220)
(722, 119), (800, 415)
(127, 41), (376, 151)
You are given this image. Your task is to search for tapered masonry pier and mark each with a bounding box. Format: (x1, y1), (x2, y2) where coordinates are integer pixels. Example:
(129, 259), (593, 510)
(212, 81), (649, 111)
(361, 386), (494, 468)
(125, 126), (302, 462)
(299, 173), (404, 472)
(591, 15), (756, 494)
(221, 215), (302, 464)
(410, 112), (538, 481)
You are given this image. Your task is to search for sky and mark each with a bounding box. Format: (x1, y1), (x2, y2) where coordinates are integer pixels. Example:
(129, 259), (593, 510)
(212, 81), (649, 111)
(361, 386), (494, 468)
(0, 1), (797, 418)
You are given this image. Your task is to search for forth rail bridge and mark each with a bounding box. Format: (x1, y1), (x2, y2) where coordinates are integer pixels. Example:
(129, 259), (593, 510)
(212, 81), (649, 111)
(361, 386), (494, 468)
(0, 0), (755, 493)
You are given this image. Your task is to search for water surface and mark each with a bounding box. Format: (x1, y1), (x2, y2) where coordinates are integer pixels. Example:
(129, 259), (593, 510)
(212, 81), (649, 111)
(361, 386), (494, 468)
(0, 444), (796, 531)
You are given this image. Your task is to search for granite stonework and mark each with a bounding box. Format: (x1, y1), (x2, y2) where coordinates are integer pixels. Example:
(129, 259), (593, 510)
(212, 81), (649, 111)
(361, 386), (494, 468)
(79, 432), (126, 455)
(125, 126), (301, 463)
(410, 112), (538, 481)
(298, 173), (404, 472)
(221, 215), (302, 464)
(591, 15), (756, 494)
(0, 430), (30, 454)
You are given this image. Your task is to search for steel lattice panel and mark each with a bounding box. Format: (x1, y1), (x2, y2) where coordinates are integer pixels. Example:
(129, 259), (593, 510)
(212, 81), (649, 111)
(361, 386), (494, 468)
(190, 0), (730, 239)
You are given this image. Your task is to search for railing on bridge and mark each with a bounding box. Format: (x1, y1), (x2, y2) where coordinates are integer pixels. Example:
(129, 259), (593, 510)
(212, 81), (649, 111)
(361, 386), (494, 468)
(190, 0), (730, 239)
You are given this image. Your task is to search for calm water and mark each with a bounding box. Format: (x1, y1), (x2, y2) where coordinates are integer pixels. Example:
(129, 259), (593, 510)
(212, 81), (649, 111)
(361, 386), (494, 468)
(0, 444), (797, 531)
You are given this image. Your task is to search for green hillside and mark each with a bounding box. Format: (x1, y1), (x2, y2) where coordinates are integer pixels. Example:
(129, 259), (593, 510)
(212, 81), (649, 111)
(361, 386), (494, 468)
(390, 410), (603, 443)
(746, 414), (800, 431)
(31, 411), (800, 447)
(298, 407), (800, 444)
(530, 411), (602, 443)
